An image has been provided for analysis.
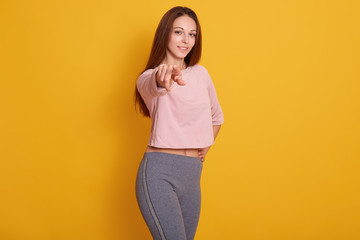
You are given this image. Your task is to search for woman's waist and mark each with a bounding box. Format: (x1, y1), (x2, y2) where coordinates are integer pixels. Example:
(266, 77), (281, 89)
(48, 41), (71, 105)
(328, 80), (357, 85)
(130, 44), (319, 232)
(146, 146), (199, 158)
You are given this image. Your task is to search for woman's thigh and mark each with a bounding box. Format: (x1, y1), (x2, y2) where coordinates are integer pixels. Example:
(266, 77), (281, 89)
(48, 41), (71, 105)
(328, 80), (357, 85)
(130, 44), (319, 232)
(136, 155), (187, 240)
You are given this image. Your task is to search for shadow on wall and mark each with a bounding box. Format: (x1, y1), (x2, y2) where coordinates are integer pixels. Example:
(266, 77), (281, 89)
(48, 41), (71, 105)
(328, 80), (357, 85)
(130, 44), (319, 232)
(102, 31), (153, 239)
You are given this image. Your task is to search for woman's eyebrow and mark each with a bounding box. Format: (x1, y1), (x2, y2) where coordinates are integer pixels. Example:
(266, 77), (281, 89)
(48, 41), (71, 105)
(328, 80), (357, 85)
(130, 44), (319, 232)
(173, 27), (197, 32)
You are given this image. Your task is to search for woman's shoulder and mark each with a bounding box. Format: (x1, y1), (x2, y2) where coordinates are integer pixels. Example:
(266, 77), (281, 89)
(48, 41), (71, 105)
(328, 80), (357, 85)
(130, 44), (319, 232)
(189, 64), (205, 70)
(187, 64), (210, 74)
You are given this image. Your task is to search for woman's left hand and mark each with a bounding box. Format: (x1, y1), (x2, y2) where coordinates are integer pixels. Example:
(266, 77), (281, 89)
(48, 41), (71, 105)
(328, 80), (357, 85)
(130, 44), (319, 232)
(198, 146), (211, 162)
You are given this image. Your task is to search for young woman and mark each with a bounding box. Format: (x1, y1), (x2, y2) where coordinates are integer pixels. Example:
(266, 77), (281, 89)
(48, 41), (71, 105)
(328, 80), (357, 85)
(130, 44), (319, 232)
(135, 6), (224, 240)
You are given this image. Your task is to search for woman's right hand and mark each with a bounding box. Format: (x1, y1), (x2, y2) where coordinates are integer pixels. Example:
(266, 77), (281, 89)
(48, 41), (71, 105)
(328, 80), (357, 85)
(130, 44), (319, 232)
(156, 64), (186, 91)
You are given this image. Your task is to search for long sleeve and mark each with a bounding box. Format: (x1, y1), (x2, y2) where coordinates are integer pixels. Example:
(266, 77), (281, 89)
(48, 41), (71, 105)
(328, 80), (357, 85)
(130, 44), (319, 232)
(204, 68), (224, 125)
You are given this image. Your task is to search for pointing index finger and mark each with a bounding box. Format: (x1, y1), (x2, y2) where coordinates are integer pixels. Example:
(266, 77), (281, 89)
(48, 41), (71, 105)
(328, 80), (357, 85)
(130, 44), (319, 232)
(172, 65), (181, 75)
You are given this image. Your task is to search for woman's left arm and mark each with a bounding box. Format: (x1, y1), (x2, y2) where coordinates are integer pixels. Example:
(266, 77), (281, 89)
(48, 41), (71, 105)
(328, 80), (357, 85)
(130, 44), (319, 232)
(213, 125), (221, 140)
(198, 125), (221, 162)
(198, 66), (224, 161)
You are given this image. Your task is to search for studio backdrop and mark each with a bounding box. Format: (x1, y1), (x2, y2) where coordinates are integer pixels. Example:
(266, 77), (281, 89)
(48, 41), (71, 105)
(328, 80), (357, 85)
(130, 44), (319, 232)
(1, 0), (359, 239)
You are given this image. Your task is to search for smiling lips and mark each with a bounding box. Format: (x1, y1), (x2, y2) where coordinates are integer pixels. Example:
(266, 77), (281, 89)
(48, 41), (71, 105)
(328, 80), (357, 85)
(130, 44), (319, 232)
(178, 46), (188, 51)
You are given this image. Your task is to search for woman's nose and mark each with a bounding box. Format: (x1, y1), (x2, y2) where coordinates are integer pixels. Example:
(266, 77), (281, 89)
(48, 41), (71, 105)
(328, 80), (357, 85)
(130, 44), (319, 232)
(182, 34), (189, 43)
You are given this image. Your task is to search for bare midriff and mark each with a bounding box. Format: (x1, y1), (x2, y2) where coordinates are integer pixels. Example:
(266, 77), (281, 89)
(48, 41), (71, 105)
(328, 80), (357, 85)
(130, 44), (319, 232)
(146, 146), (199, 158)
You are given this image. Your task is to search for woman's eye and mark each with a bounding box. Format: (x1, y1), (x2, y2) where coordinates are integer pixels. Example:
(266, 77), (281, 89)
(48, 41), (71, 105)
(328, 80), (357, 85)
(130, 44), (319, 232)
(175, 31), (182, 35)
(190, 33), (197, 37)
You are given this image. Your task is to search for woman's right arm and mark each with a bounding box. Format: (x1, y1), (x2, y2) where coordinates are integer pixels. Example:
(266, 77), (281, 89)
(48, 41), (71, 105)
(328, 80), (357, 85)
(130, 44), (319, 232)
(137, 64), (186, 99)
(137, 67), (167, 99)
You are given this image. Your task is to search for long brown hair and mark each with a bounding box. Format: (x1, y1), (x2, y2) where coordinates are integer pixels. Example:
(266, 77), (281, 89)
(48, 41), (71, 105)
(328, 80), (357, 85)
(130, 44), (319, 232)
(134, 6), (202, 117)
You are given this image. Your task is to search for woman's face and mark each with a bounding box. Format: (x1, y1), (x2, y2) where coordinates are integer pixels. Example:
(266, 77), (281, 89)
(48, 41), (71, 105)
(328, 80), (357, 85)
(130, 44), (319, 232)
(166, 15), (197, 61)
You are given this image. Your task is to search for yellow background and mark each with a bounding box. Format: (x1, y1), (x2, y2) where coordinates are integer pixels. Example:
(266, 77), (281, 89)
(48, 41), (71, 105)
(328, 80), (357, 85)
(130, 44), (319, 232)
(1, 0), (359, 239)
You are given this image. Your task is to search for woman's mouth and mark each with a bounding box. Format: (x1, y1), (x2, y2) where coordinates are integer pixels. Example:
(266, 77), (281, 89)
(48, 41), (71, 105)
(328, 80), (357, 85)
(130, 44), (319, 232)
(178, 46), (188, 51)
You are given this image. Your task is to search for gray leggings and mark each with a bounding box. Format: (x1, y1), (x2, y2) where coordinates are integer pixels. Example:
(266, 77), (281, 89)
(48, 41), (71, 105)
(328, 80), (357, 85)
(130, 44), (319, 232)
(136, 152), (203, 240)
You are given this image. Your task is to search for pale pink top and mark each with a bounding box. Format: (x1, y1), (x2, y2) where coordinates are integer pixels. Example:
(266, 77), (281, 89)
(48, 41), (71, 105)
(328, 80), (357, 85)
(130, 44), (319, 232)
(137, 64), (224, 149)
